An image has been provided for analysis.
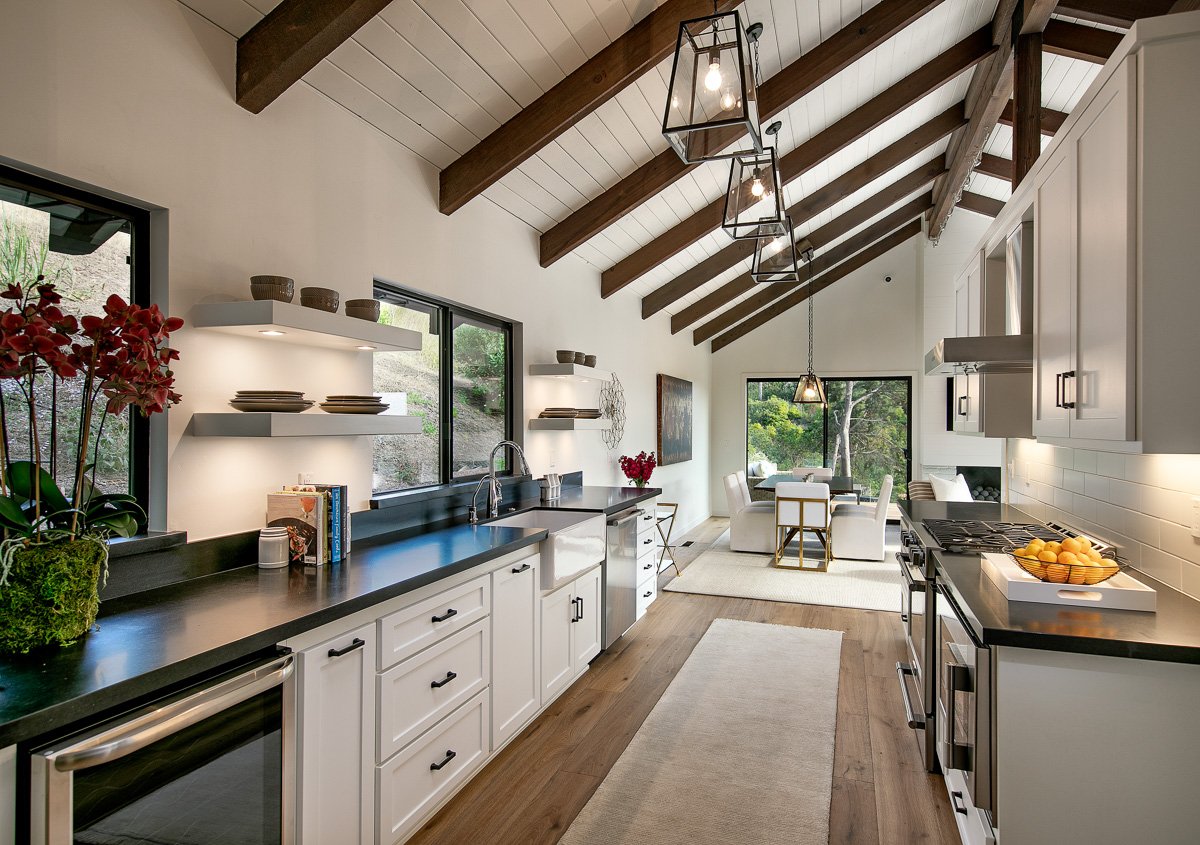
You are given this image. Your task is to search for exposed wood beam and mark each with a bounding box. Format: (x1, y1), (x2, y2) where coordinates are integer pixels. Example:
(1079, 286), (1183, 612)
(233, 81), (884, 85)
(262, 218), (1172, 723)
(599, 26), (995, 296)
(236, 0), (393, 114)
(1173, 0), (1200, 12)
(538, 0), (953, 268)
(643, 105), (964, 320)
(998, 100), (1068, 134)
(710, 220), (923, 353)
(693, 195), (932, 344)
(1013, 31), (1043, 186)
(974, 152), (1014, 182)
(957, 191), (1005, 217)
(437, 0), (739, 215)
(1043, 19), (1123, 63)
(1021, 0), (1061, 33)
(1057, 1), (1175, 28)
(672, 159), (945, 334)
(927, 0), (1019, 240)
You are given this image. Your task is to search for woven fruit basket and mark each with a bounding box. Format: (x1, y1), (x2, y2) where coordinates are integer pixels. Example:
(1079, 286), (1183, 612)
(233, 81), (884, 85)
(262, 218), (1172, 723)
(1009, 549), (1120, 585)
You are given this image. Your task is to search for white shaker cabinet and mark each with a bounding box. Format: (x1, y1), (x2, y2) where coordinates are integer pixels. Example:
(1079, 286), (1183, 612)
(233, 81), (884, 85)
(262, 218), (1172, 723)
(571, 565), (603, 669)
(491, 553), (541, 749)
(540, 565), (602, 703)
(952, 261), (982, 434)
(1033, 152), (1076, 440)
(296, 623), (376, 845)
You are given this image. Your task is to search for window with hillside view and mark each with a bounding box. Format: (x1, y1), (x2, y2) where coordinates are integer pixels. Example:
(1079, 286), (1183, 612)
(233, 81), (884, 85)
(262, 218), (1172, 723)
(747, 377), (911, 501)
(372, 285), (513, 494)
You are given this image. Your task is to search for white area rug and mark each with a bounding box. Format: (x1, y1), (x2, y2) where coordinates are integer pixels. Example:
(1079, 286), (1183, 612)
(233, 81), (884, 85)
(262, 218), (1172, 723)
(560, 619), (842, 845)
(664, 528), (902, 612)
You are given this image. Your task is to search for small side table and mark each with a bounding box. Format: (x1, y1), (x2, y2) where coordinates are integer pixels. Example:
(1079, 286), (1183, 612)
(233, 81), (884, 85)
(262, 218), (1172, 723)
(656, 502), (681, 577)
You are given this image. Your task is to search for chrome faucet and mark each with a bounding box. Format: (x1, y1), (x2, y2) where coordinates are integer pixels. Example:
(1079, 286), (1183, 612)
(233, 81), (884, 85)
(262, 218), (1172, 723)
(468, 440), (531, 523)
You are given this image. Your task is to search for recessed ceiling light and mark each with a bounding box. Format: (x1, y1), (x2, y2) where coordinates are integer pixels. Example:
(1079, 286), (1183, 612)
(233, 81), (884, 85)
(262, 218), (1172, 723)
(259, 330), (285, 336)
(356, 345), (376, 351)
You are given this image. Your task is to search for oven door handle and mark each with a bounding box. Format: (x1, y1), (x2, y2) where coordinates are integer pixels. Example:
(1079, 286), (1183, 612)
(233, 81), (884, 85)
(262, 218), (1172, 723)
(45, 654), (294, 773)
(895, 663), (926, 729)
(896, 552), (926, 591)
(944, 659), (975, 771)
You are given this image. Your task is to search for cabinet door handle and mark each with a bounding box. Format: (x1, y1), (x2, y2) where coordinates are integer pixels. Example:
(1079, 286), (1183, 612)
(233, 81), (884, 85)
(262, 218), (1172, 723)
(570, 597), (579, 623)
(576, 596), (584, 621)
(431, 608), (458, 623)
(327, 638), (365, 658)
(430, 750), (457, 771)
(1062, 370), (1076, 409)
(951, 790), (968, 816)
(1055, 372), (1064, 408)
(957, 395), (968, 416)
(430, 671), (457, 689)
(511, 563), (531, 574)
(643, 591), (652, 598)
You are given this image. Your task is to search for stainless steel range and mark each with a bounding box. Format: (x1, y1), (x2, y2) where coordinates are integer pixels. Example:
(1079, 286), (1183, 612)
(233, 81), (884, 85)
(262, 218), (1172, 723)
(921, 518), (1066, 554)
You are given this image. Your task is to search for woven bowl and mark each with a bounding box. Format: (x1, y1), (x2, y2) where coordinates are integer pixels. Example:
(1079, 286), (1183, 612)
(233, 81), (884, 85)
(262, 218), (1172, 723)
(573, 351), (585, 364)
(583, 354), (597, 367)
(299, 286), (339, 313)
(1010, 549), (1120, 585)
(344, 298), (380, 322)
(250, 275), (294, 302)
(556, 349), (575, 363)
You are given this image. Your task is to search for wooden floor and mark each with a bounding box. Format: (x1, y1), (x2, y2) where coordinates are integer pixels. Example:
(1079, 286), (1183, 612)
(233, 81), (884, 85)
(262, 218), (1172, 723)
(408, 519), (959, 845)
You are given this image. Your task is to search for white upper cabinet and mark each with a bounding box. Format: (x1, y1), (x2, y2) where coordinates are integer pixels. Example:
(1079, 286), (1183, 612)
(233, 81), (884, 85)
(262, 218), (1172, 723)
(1033, 152), (1076, 440)
(953, 260), (982, 434)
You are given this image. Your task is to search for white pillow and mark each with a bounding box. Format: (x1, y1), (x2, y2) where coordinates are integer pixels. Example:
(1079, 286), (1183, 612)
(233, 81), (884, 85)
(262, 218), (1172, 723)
(929, 473), (973, 502)
(747, 461), (761, 477)
(759, 460), (778, 477)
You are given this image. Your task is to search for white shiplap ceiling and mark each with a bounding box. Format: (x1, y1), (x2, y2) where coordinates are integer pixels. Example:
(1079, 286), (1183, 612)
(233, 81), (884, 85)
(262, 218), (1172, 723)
(179, 0), (1117, 333)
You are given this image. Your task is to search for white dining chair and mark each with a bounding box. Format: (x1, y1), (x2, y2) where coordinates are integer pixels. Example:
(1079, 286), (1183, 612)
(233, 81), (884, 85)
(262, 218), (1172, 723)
(773, 481), (831, 571)
(792, 466), (833, 482)
(831, 475), (893, 561)
(725, 473), (775, 554)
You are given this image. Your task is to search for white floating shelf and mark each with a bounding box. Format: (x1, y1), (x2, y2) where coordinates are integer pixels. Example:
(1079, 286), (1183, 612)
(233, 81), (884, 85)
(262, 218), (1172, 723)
(191, 300), (422, 352)
(528, 363), (612, 382)
(192, 412), (423, 437)
(528, 418), (610, 431)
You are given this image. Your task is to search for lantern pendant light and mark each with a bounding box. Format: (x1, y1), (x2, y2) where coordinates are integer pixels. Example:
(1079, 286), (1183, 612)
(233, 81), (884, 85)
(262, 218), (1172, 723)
(662, 9), (763, 164)
(750, 215), (800, 284)
(793, 244), (826, 406)
(722, 120), (786, 240)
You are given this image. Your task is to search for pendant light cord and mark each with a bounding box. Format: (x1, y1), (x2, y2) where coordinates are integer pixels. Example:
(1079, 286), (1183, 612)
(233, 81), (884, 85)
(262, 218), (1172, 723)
(807, 257), (815, 372)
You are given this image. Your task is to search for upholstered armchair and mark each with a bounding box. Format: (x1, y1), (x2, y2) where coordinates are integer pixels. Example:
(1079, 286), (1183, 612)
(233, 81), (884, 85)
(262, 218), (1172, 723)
(724, 473), (775, 554)
(831, 475), (893, 561)
(773, 481), (831, 570)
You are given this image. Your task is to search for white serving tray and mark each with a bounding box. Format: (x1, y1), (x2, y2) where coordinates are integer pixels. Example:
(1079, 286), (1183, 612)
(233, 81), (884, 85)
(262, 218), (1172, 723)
(982, 553), (1157, 612)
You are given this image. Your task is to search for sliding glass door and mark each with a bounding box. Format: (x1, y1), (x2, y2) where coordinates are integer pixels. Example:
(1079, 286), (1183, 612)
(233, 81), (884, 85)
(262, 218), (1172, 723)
(746, 377), (912, 500)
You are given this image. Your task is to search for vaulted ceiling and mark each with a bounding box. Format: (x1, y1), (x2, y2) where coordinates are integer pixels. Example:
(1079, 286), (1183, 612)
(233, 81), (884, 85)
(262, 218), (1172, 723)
(181, 0), (1177, 352)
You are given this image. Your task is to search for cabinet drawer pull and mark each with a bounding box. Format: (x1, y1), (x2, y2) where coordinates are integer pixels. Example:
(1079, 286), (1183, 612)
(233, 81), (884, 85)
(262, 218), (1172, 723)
(951, 790), (968, 816)
(327, 638), (365, 658)
(643, 514), (654, 521)
(643, 590), (652, 598)
(511, 562), (531, 574)
(430, 749), (457, 771)
(430, 671), (458, 689)
(431, 608), (458, 623)
(642, 537), (653, 545)
(642, 562), (653, 570)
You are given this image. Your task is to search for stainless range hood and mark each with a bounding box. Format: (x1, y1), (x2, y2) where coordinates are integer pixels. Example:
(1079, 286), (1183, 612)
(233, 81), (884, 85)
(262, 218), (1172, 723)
(925, 221), (1034, 375)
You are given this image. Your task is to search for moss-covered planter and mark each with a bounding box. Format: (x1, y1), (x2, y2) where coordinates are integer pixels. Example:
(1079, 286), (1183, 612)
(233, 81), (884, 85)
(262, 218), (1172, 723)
(0, 538), (107, 655)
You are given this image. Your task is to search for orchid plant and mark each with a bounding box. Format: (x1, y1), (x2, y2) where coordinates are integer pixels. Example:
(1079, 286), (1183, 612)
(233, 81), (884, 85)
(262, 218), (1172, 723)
(0, 239), (182, 570)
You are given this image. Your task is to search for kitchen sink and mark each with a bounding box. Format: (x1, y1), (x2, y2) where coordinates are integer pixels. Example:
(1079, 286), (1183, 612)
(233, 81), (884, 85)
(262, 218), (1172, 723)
(487, 509), (606, 590)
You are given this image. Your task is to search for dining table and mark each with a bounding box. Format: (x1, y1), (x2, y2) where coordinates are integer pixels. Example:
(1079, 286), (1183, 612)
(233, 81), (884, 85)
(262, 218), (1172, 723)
(754, 473), (864, 503)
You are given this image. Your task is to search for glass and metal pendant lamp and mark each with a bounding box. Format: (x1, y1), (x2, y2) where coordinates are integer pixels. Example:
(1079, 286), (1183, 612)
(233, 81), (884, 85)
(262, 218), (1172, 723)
(793, 244), (826, 405)
(662, 8), (763, 164)
(751, 217), (800, 284)
(722, 120), (786, 240)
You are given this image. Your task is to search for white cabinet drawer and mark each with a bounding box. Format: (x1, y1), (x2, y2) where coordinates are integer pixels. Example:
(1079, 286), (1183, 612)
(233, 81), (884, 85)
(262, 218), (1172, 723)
(378, 575), (490, 669)
(377, 690), (490, 845)
(636, 502), (657, 540)
(378, 619), (490, 762)
(636, 578), (657, 619)
(636, 551), (658, 586)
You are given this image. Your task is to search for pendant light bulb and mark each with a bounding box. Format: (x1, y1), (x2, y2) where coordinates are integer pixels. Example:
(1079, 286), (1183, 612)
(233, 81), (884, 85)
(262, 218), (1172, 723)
(720, 89), (736, 110)
(704, 52), (723, 91)
(750, 170), (765, 197)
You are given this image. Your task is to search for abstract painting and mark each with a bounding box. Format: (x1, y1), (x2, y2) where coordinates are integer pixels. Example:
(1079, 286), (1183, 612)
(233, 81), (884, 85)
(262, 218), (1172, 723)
(657, 374), (693, 465)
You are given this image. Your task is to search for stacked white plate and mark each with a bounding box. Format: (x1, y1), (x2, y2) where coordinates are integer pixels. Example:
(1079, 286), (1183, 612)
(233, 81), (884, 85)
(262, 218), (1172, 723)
(321, 394), (389, 415)
(230, 390), (314, 413)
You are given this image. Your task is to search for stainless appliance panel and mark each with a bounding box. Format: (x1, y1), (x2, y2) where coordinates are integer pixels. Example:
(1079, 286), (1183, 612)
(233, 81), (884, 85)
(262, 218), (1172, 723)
(603, 509), (641, 649)
(896, 521), (939, 772)
(938, 607), (996, 823)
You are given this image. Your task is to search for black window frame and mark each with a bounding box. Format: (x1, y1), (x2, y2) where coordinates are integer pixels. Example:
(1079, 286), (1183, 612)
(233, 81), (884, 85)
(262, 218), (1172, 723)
(372, 281), (521, 498)
(0, 161), (153, 523)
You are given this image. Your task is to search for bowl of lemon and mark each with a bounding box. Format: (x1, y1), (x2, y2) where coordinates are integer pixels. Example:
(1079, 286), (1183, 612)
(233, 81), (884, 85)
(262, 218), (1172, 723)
(1010, 536), (1120, 586)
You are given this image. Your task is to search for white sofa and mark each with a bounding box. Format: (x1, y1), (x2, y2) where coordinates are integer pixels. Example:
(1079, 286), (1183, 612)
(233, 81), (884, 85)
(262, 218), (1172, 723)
(724, 472), (775, 554)
(830, 475), (893, 561)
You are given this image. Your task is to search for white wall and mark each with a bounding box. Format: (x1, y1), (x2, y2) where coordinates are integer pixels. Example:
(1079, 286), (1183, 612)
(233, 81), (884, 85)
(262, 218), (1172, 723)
(0, 0), (711, 539)
(709, 235), (921, 514)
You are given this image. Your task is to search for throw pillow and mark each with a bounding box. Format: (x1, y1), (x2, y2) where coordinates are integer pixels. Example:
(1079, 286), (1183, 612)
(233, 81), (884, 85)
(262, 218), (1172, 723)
(929, 473), (973, 502)
(759, 460), (778, 477)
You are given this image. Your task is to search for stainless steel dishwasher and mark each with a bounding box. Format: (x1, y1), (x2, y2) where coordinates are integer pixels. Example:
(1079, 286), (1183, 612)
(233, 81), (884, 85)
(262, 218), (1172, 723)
(604, 508), (641, 649)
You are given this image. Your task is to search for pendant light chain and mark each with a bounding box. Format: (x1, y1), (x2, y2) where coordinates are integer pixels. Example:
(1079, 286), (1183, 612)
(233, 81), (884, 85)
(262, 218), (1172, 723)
(806, 260), (815, 372)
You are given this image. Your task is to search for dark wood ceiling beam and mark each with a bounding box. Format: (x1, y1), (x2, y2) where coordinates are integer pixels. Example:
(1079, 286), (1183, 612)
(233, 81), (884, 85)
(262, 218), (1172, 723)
(437, 0), (739, 215)
(957, 191), (1005, 217)
(927, 0), (1019, 240)
(236, 0), (394, 114)
(1043, 19), (1123, 62)
(599, 25), (995, 296)
(1020, 0), (1061, 33)
(642, 105), (964, 319)
(710, 220), (923, 353)
(1172, 1), (1200, 12)
(1057, 0), (1175, 28)
(974, 152), (1014, 182)
(538, 0), (953, 269)
(671, 158), (945, 333)
(1013, 30), (1043, 186)
(998, 100), (1068, 134)
(693, 194), (932, 344)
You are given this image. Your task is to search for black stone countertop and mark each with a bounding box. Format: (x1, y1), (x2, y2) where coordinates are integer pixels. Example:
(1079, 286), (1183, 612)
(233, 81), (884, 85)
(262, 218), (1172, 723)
(0, 485), (660, 746)
(898, 501), (1200, 664)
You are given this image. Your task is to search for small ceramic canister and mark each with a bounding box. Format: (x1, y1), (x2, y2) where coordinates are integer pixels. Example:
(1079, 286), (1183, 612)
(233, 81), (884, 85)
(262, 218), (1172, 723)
(258, 526), (290, 569)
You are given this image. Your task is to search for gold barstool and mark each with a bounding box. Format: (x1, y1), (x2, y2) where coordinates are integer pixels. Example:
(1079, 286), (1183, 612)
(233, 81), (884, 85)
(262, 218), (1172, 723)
(656, 502), (681, 577)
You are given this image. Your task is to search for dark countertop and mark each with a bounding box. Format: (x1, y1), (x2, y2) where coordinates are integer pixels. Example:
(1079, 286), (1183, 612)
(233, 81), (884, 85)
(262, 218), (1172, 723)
(0, 485), (660, 746)
(898, 501), (1200, 664)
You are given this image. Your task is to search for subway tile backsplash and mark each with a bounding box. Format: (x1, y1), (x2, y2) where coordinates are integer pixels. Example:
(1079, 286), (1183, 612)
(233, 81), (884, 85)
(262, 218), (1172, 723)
(1007, 439), (1200, 599)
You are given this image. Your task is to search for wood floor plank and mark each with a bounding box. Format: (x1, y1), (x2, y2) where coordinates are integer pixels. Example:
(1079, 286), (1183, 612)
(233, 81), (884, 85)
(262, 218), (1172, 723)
(830, 776), (881, 845)
(834, 713), (874, 783)
(838, 637), (869, 717)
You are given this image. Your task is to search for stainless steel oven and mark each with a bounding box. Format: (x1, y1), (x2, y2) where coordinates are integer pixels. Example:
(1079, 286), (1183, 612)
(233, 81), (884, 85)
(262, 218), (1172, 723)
(896, 525), (938, 772)
(30, 653), (294, 845)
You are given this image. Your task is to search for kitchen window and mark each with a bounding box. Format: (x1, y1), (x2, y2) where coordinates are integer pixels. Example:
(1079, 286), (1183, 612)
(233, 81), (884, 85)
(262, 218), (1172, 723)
(0, 163), (152, 520)
(372, 284), (517, 495)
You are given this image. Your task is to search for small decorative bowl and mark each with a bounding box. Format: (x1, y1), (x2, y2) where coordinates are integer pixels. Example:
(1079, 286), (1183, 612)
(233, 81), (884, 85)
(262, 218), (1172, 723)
(345, 298), (380, 322)
(573, 352), (586, 364)
(1009, 548), (1121, 585)
(299, 286), (339, 313)
(583, 354), (597, 367)
(556, 350), (575, 363)
(250, 275), (294, 303)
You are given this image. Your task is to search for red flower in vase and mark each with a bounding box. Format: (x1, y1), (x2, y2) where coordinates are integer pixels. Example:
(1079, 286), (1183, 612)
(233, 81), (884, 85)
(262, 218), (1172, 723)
(619, 451), (657, 486)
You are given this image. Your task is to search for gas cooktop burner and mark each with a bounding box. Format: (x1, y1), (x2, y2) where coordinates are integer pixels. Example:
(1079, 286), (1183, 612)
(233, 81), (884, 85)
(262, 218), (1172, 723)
(921, 518), (1066, 553)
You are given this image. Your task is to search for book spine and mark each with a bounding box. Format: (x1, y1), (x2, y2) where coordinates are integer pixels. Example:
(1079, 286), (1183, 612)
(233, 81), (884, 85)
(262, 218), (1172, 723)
(329, 486), (342, 562)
